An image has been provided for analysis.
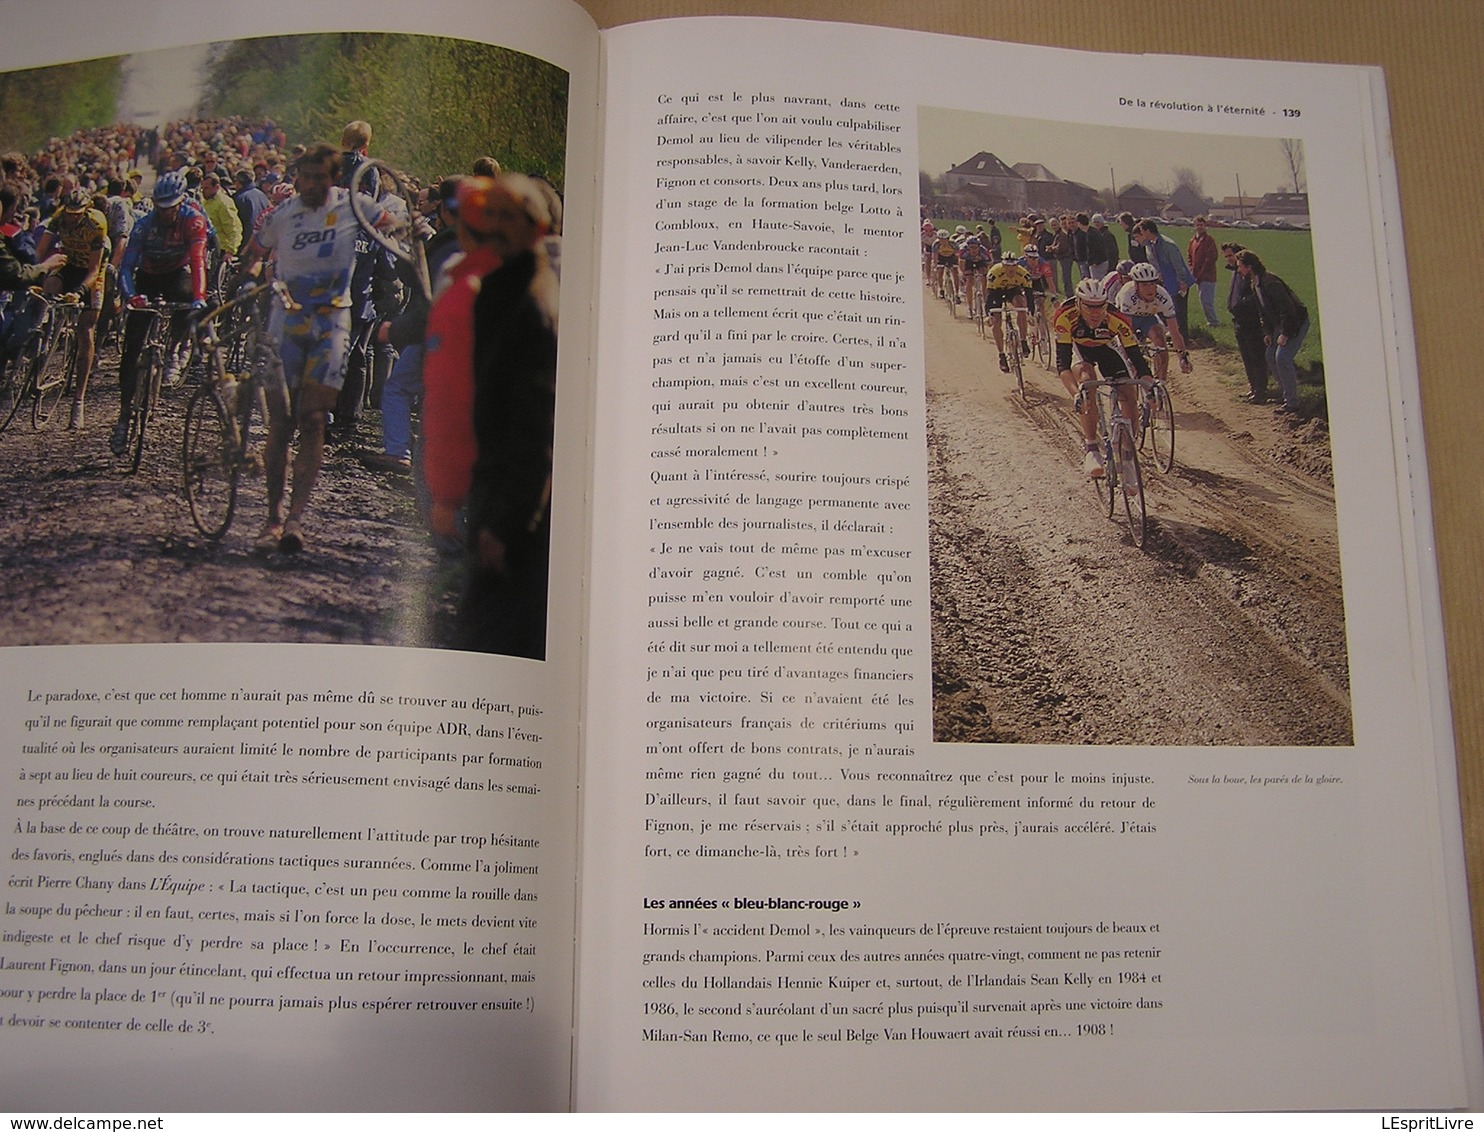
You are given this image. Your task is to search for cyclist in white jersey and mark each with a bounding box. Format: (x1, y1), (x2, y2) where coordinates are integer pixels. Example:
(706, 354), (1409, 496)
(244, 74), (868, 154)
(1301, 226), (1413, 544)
(236, 142), (392, 555)
(1114, 261), (1191, 382)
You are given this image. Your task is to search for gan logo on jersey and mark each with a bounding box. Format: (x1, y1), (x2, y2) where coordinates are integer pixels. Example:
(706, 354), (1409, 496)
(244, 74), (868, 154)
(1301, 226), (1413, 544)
(291, 227), (338, 256)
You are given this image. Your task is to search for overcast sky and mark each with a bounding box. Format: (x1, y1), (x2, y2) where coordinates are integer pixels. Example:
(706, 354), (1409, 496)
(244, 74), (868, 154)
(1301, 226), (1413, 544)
(919, 106), (1300, 200)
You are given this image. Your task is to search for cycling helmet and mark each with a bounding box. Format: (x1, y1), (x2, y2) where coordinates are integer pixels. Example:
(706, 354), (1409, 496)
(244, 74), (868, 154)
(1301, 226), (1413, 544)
(1002, 250), (1020, 263)
(1130, 262), (1160, 283)
(153, 171), (186, 207)
(1023, 245), (1040, 258)
(62, 187), (91, 213)
(954, 225), (966, 234)
(1115, 259), (1134, 275)
(1074, 278), (1107, 304)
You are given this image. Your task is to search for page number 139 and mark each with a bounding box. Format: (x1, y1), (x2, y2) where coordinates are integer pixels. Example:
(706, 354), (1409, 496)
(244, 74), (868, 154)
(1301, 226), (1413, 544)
(1282, 108), (1302, 117)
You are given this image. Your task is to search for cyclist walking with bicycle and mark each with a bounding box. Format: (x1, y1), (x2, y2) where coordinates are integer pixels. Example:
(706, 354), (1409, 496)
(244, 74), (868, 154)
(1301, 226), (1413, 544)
(110, 171), (208, 456)
(1056, 277), (1154, 479)
(235, 142), (393, 555)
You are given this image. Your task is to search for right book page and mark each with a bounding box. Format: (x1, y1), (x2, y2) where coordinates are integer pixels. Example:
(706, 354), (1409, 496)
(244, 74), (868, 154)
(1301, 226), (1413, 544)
(576, 15), (1481, 1111)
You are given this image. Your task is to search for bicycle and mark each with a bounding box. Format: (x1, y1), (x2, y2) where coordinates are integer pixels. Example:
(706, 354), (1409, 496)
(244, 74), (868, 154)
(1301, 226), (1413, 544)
(941, 262), (960, 317)
(1030, 300), (1053, 372)
(29, 292), (83, 430)
(347, 158), (432, 305)
(0, 288), (81, 434)
(1135, 343), (1183, 474)
(995, 298), (1028, 403)
(181, 280), (297, 539)
(1076, 374), (1147, 548)
(117, 298), (195, 473)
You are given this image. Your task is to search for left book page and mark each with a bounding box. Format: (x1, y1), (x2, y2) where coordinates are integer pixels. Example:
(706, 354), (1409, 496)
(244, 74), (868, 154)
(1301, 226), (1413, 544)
(0, 0), (600, 1112)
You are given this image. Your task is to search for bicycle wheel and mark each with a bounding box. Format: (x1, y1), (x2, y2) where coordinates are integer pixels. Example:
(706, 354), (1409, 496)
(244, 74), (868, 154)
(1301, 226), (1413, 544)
(1117, 425), (1147, 547)
(1148, 382), (1175, 473)
(129, 346), (160, 473)
(31, 325), (75, 430)
(1097, 423), (1117, 519)
(0, 356), (26, 435)
(1034, 310), (1052, 371)
(945, 272), (959, 317)
(182, 383), (240, 538)
(1008, 329), (1026, 402)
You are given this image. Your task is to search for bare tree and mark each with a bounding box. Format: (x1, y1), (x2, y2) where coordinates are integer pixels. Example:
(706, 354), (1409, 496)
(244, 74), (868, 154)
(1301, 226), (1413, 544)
(1279, 138), (1306, 193)
(1173, 166), (1204, 196)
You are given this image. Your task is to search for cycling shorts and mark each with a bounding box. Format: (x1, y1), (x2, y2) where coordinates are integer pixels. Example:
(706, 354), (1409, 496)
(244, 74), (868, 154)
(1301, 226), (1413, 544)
(1068, 343), (1131, 380)
(986, 287), (1025, 309)
(58, 263), (105, 310)
(270, 302), (350, 393)
(1128, 312), (1160, 336)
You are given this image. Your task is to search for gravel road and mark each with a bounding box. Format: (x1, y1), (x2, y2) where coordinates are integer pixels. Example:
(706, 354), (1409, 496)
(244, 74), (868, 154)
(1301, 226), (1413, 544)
(924, 293), (1351, 746)
(0, 341), (459, 649)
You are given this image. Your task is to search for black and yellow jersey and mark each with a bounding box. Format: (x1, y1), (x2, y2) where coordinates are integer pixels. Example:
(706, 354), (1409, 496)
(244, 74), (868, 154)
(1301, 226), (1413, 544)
(985, 261), (1032, 291)
(1053, 300), (1151, 377)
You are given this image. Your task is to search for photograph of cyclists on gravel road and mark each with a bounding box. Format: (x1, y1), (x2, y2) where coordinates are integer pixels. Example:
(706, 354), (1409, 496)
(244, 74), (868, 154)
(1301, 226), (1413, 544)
(919, 106), (1350, 746)
(0, 33), (567, 659)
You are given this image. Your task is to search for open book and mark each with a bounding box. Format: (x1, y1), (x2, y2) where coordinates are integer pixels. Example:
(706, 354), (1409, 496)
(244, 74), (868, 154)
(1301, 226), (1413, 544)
(3, 0), (1479, 1112)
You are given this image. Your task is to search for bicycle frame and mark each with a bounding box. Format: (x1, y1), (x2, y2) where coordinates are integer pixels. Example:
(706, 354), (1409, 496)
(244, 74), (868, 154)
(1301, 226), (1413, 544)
(1076, 373), (1149, 548)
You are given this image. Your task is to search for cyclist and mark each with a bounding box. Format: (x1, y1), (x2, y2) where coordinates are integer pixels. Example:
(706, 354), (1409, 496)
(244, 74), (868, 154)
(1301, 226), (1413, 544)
(1055, 277), (1154, 479)
(930, 228), (958, 300)
(1114, 261), (1192, 383)
(1021, 243), (1055, 328)
(235, 141), (393, 554)
(35, 188), (108, 428)
(1099, 258), (1137, 303)
(110, 171), (209, 455)
(958, 231), (992, 319)
(984, 249), (1032, 374)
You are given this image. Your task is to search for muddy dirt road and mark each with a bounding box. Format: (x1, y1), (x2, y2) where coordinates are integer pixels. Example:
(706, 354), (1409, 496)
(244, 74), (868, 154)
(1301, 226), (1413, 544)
(924, 293), (1351, 746)
(0, 347), (459, 650)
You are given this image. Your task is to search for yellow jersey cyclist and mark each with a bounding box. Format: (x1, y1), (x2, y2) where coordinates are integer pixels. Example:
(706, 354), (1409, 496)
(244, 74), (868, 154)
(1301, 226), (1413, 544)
(931, 229), (959, 299)
(35, 188), (108, 428)
(984, 251), (1032, 373)
(1113, 261), (1191, 383)
(1056, 277), (1154, 479)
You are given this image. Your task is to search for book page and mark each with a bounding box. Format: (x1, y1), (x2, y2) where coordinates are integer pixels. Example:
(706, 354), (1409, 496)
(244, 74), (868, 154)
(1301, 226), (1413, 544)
(577, 16), (1480, 1110)
(0, 0), (600, 1112)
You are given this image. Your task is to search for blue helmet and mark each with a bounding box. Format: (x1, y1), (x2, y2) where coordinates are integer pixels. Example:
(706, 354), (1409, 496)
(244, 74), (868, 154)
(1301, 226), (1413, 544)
(153, 171), (187, 207)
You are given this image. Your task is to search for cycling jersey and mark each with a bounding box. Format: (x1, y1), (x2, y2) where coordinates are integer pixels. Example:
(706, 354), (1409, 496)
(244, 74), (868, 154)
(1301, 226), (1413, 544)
(985, 262), (1032, 292)
(119, 201), (208, 300)
(1115, 280), (1176, 320)
(46, 207), (108, 271)
(958, 242), (991, 272)
(258, 186), (385, 309)
(1024, 258), (1055, 291)
(1053, 300), (1151, 379)
(1099, 270), (1132, 303)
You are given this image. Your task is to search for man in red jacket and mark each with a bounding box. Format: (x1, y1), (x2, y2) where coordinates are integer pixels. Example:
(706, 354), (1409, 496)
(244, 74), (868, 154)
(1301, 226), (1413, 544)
(1187, 215), (1220, 329)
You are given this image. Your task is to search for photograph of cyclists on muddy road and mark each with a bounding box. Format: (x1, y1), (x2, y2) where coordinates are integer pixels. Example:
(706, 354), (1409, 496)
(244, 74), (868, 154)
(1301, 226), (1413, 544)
(919, 107), (1349, 746)
(0, 33), (567, 660)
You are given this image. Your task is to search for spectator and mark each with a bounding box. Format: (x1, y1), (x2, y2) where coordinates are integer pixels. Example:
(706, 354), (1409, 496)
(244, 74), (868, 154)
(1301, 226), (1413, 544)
(1187, 215), (1220, 328)
(1237, 249), (1309, 415)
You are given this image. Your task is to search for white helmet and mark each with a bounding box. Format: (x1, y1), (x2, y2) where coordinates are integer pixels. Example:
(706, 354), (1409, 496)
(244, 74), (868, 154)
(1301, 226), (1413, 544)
(1130, 262), (1160, 283)
(1074, 278), (1107, 304)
